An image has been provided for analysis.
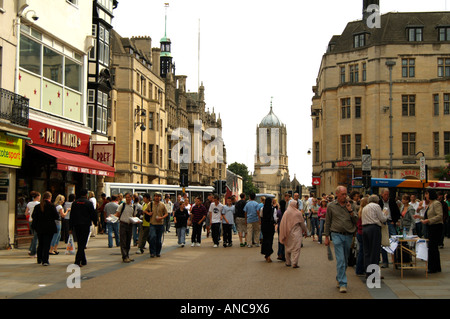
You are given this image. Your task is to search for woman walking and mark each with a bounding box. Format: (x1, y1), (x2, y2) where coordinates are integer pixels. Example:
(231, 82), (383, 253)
(317, 199), (327, 244)
(261, 197), (276, 263)
(49, 194), (67, 255)
(279, 200), (307, 268)
(31, 191), (59, 266)
(26, 191), (41, 257)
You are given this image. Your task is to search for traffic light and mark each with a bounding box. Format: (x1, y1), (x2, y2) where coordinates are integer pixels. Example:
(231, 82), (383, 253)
(221, 180), (227, 194)
(213, 180), (219, 193)
(362, 175), (371, 190)
(180, 169), (189, 187)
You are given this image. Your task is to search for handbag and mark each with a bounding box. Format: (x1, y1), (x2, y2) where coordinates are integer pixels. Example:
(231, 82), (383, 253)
(381, 223), (390, 246)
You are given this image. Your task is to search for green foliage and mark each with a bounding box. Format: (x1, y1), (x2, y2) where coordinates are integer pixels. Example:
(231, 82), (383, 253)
(435, 154), (450, 181)
(227, 162), (259, 196)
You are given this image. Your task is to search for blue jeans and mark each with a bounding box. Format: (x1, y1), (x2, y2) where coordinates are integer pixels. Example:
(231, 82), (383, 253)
(149, 224), (165, 255)
(310, 217), (319, 236)
(331, 232), (353, 288)
(176, 226), (187, 245)
(50, 223), (61, 247)
(29, 222), (38, 255)
(106, 222), (120, 248)
(318, 219), (325, 243)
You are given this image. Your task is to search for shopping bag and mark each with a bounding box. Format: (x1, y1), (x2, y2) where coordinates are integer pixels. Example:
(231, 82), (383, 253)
(65, 234), (75, 255)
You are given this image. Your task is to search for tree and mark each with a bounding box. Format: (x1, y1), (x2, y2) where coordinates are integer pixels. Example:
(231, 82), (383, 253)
(435, 154), (450, 181)
(227, 162), (259, 196)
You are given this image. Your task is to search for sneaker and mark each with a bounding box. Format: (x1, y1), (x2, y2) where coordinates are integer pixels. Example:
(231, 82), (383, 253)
(196, 243), (201, 247)
(247, 244), (252, 248)
(181, 244), (185, 247)
(191, 243), (196, 247)
(339, 286), (347, 293)
(213, 244), (218, 248)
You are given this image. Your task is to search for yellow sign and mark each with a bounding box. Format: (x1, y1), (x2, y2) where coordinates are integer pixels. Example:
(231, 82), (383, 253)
(0, 133), (23, 167)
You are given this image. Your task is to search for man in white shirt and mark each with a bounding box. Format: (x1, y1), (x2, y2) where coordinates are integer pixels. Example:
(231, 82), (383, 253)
(209, 194), (224, 247)
(164, 194), (173, 233)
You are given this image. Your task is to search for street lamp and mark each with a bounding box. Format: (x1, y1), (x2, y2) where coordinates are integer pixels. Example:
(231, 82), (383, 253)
(386, 60), (396, 178)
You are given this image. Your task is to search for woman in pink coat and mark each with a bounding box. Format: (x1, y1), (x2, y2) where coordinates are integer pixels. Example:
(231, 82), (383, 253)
(279, 200), (308, 268)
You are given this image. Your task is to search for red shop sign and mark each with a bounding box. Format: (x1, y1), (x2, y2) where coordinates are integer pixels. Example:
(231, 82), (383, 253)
(312, 177), (321, 186)
(28, 119), (90, 154)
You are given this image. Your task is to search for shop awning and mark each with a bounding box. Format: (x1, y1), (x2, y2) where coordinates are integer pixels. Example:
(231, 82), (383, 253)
(28, 145), (115, 177)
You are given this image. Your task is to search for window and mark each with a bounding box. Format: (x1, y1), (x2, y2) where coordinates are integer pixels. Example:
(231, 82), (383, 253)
(354, 33), (365, 48)
(89, 25), (97, 61)
(402, 133), (416, 156)
(341, 98), (351, 119)
(87, 104), (95, 129)
(340, 66), (346, 84)
(98, 25), (110, 66)
(65, 58), (81, 91)
(434, 132), (440, 157)
(439, 27), (450, 41)
(149, 112), (154, 129)
(438, 58), (450, 77)
(350, 64), (359, 83)
(402, 95), (415, 117)
(341, 135), (351, 158)
(445, 132), (450, 155)
(433, 94), (440, 116)
(355, 97), (362, 118)
(445, 94), (450, 115)
(355, 134), (362, 158)
(19, 36), (41, 75)
(407, 27), (423, 42)
(402, 58), (415, 78)
(314, 142), (320, 163)
(362, 63), (367, 81)
(149, 145), (154, 164)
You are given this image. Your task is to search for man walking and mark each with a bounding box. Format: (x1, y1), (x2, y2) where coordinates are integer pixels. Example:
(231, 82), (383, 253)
(69, 189), (97, 267)
(148, 192), (168, 257)
(104, 195), (120, 248)
(190, 197), (207, 246)
(163, 194), (173, 233)
(235, 193), (247, 247)
(244, 193), (261, 248)
(324, 186), (358, 293)
(136, 193), (151, 254)
(114, 193), (136, 263)
(209, 194), (224, 247)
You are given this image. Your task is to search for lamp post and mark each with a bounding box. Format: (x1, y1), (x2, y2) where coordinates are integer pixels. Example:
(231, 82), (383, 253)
(386, 60), (396, 178)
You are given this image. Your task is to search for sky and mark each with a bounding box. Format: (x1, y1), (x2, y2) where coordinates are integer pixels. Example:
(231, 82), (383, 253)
(113, 0), (448, 187)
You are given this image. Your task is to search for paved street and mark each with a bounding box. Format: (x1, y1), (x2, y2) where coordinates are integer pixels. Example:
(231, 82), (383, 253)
(1, 229), (449, 301)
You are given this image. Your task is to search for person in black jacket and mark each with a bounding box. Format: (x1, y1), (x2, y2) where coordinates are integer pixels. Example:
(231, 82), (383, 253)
(31, 191), (59, 266)
(378, 188), (401, 268)
(69, 189), (97, 267)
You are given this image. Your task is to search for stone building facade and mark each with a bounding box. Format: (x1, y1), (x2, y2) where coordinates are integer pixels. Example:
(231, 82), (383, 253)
(311, 10), (450, 195)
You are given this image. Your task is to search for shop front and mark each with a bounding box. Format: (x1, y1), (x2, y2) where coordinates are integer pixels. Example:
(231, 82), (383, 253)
(15, 119), (114, 245)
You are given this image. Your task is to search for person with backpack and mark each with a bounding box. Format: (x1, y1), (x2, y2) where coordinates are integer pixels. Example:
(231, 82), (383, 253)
(114, 193), (137, 263)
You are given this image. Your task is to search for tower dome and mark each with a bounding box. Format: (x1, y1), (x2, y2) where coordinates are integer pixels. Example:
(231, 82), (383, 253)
(260, 106), (282, 127)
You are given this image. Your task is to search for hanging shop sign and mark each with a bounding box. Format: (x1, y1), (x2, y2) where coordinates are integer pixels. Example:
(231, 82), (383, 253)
(0, 132), (23, 167)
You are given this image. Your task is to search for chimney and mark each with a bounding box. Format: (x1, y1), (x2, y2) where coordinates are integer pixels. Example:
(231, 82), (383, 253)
(363, 0), (380, 21)
(152, 47), (161, 76)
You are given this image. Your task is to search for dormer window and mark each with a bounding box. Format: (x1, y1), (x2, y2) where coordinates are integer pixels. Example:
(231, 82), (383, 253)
(438, 27), (450, 41)
(407, 27), (423, 42)
(353, 33), (366, 48)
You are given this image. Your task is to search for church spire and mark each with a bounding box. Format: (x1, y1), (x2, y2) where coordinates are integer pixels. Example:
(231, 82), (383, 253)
(160, 3), (173, 78)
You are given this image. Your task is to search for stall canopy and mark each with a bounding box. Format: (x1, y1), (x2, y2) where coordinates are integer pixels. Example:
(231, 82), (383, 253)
(28, 144), (115, 177)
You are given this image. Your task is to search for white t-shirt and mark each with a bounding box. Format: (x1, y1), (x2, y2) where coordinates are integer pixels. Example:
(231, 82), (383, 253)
(55, 205), (63, 224)
(27, 201), (40, 222)
(209, 202), (224, 224)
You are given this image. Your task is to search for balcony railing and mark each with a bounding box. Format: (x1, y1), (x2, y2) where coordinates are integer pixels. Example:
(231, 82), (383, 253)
(0, 88), (29, 127)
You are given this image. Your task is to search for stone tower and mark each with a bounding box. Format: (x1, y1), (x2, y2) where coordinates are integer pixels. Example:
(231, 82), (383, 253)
(253, 101), (290, 200)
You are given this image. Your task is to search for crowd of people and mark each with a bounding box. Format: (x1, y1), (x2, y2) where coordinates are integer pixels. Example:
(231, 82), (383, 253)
(24, 186), (449, 293)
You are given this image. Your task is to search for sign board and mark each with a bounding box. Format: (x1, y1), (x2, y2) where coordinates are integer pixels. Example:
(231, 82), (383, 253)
(0, 132), (23, 167)
(312, 177), (321, 186)
(361, 154), (372, 172)
(28, 119), (90, 154)
(92, 143), (115, 167)
(419, 156), (426, 183)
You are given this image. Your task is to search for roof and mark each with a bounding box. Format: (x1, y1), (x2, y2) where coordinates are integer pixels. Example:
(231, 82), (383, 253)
(327, 12), (450, 54)
(260, 107), (282, 127)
